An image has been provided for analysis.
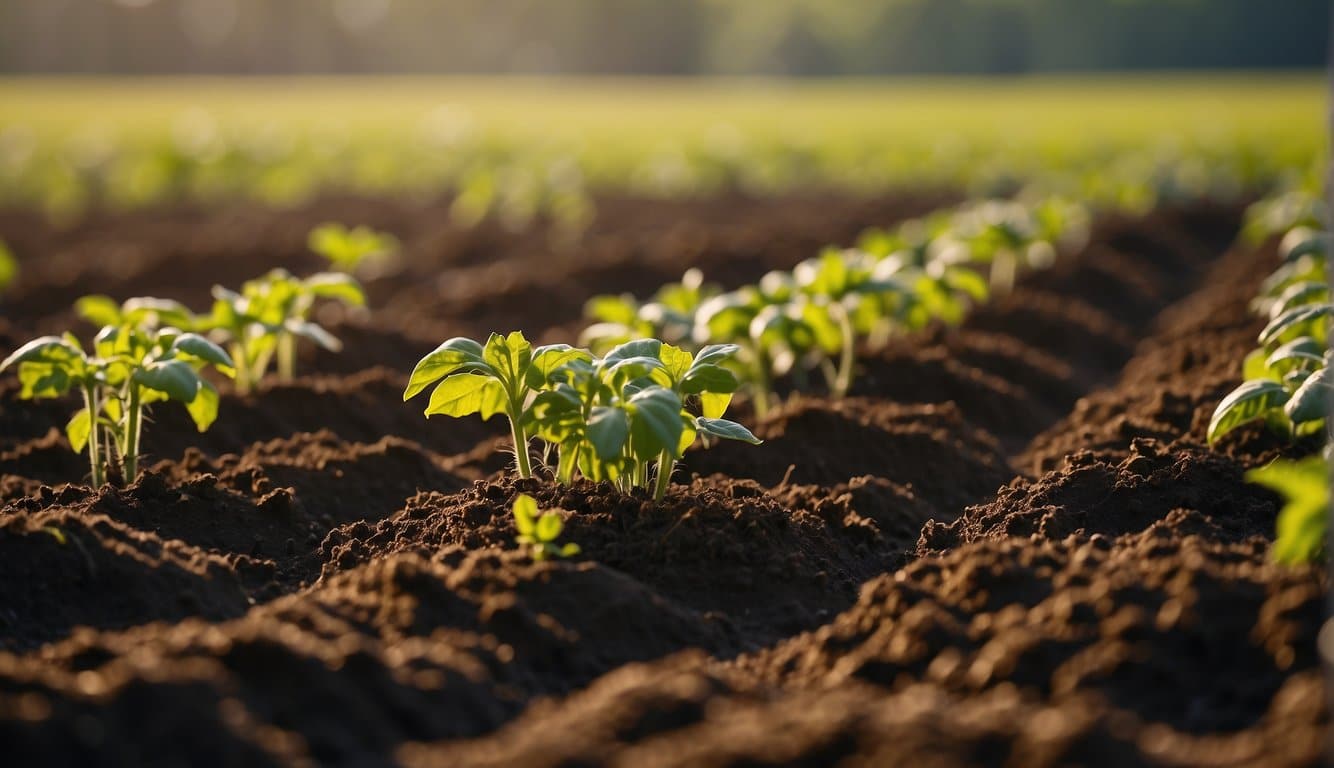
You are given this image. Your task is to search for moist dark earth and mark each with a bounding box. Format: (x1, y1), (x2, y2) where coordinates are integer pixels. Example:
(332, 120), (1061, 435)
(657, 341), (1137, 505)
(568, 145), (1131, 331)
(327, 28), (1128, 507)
(0, 191), (1326, 766)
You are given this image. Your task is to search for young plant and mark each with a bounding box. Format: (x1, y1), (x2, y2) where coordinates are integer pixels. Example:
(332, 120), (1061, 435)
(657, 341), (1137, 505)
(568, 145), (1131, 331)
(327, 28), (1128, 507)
(206, 268), (363, 393)
(1209, 226), (1330, 445)
(581, 268), (716, 354)
(76, 294), (198, 331)
(511, 493), (580, 561)
(1247, 453), (1329, 565)
(307, 222), (399, 274)
(531, 339), (760, 500)
(789, 248), (917, 398)
(404, 331), (590, 479)
(1, 325), (234, 486)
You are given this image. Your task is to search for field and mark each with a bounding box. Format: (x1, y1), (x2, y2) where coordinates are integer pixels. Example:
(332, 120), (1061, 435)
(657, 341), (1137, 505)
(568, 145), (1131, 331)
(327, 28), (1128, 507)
(0, 76), (1328, 766)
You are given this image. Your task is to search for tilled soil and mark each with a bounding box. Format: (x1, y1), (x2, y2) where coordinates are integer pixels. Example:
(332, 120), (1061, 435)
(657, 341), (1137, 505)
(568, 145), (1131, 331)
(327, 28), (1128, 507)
(0, 192), (1325, 767)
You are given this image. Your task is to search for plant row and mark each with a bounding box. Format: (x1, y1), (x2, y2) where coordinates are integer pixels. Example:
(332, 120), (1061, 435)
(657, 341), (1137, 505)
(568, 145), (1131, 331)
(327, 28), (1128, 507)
(581, 195), (1089, 415)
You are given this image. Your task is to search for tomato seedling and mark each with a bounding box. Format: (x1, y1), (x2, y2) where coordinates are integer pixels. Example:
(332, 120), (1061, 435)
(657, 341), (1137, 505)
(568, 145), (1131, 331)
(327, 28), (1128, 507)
(206, 268), (364, 393)
(404, 331), (590, 479)
(1247, 452), (1329, 565)
(1, 324), (234, 486)
(512, 493), (580, 561)
(307, 222), (399, 274)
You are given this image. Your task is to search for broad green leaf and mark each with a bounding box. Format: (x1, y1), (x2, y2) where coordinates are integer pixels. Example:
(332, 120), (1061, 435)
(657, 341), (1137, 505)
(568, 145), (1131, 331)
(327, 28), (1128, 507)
(1282, 233), (1329, 263)
(680, 363), (738, 395)
(424, 373), (506, 419)
(1269, 281), (1329, 320)
(628, 387), (683, 459)
(526, 344), (591, 389)
(584, 294), (639, 325)
(1207, 379), (1290, 444)
(122, 297), (196, 329)
(304, 273), (366, 306)
(483, 331), (533, 389)
(1264, 347), (1324, 377)
(658, 344), (694, 383)
(66, 407), (92, 452)
(1, 336), (81, 372)
(587, 406), (630, 460)
(287, 321), (343, 352)
(699, 391), (733, 420)
(602, 338), (663, 367)
(695, 417), (763, 444)
(1258, 303), (1332, 347)
(677, 416), (697, 454)
(1247, 457), (1329, 565)
(692, 344), (740, 369)
(559, 543), (581, 557)
(184, 379), (221, 432)
(1284, 367), (1331, 424)
(535, 512), (562, 542)
(513, 493), (538, 535)
(1242, 348), (1275, 381)
(171, 333), (235, 371)
(403, 337), (487, 400)
(133, 359), (201, 403)
(942, 266), (990, 303)
(19, 362), (72, 398)
(75, 295), (123, 326)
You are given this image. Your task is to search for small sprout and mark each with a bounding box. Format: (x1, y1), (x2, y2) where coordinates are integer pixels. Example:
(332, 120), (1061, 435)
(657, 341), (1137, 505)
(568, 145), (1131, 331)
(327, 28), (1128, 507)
(512, 493), (579, 561)
(1, 322), (235, 486)
(1247, 454), (1329, 565)
(205, 268), (364, 392)
(307, 222), (399, 274)
(405, 331), (590, 479)
(1210, 224), (1330, 445)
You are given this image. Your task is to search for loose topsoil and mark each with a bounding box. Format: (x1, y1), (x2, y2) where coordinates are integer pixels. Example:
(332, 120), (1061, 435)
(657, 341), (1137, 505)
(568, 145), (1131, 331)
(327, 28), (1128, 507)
(0, 191), (1326, 767)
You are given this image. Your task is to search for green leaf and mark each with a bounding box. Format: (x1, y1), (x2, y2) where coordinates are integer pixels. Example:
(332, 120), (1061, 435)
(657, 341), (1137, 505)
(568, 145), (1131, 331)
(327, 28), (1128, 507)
(695, 417), (763, 444)
(1258, 303), (1332, 347)
(699, 391), (733, 420)
(18, 362), (72, 399)
(425, 374), (507, 419)
(1, 336), (81, 373)
(133, 359), (202, 403)
(66, 407), (92, 452)
(483, 331), (533, 389)
(304, 272), (366, 306)
(1284, 367), (1331, 425)
(680, 364), (738, 395)
(1282, 233), (1329, 263)
(403, 337), (487, 400)
(587, 406), (630, 460)
(535, 512), (563, 542)
(513, 493), (538, 534)
(1247, 457), (1328, 565)
(603, 338), (663, 367)
(171, 333), (235, 370)
(584, 294), (639, 325)
(287, 321), (342, 352)
(692, 344), (740, 368)
(1242, 348), (1276, 381)
(559, 542), (581, 557)
(629, 387), (684, 460)
(1269, 281), (1329, 320)
(76, 295), (124, 326)
(526, 344), (591, 389)
(1207, 379), (1290, 444)
(184, 379), (221, 432)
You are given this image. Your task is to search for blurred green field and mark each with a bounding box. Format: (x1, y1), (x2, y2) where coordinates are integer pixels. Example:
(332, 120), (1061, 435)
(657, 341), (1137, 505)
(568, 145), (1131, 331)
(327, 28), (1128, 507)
(0, 74), (1324, 218)
(3, 74), (1322, 145)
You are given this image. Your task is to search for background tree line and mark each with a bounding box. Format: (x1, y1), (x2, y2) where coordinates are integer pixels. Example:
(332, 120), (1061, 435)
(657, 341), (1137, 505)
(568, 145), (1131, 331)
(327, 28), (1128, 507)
(1, 0), (1326, 75)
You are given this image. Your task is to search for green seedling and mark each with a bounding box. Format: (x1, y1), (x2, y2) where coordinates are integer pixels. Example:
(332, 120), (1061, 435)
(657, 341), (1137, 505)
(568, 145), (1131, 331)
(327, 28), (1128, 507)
(307, 222), (399, 274)
(206, 268), (363, 393)
(404, 331), (590, 479)
(512, 493), (580, 561)
(1210, 225), (1330, 445)
(76, 294), (198, 331)
(1247, 453), (1329, 565)
(581, 268), (716, 354)
(531, 339), (759, 500)
(1, 325), (234, 486)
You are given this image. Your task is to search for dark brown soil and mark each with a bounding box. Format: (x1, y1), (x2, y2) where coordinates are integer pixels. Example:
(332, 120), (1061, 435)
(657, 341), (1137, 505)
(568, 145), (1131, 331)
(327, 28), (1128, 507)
(0, 192), (1325, 766)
